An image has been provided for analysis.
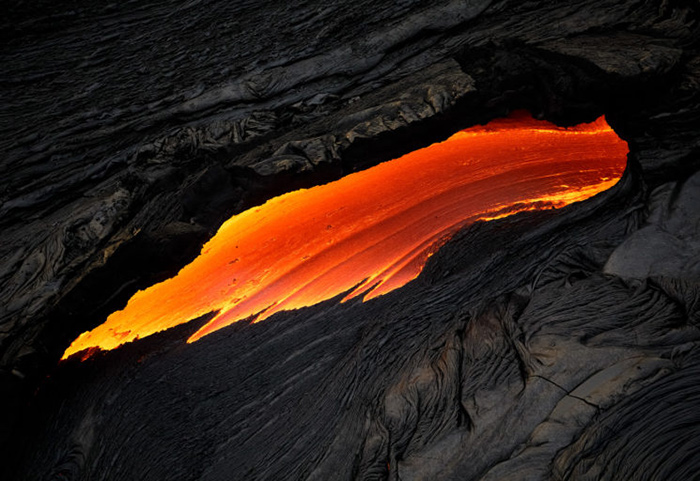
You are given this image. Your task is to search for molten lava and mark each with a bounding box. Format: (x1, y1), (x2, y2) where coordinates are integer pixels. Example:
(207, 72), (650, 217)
(63, 111), (628, 359)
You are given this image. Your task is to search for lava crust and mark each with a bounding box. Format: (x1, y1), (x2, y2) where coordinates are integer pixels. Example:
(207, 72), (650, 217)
(2, 0), (700, 480)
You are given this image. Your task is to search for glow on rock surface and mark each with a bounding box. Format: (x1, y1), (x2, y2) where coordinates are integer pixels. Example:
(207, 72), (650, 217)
(62, 111), (628, 359)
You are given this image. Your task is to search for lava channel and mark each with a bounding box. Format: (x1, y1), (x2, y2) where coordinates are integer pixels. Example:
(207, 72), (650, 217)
(63, 111), (628, 359)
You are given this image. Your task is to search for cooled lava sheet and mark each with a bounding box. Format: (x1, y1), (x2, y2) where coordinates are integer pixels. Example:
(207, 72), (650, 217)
(2, 0), (700, 480)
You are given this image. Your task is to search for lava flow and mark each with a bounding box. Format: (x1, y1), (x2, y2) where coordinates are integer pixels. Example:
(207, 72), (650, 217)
(63, 111), (628, 359)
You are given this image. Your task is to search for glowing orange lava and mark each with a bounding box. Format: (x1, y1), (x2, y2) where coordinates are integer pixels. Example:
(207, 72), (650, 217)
(63, 111), (628, 359)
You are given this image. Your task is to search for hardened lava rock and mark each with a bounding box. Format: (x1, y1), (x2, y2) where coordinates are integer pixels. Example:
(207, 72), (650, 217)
(2, 0), (700, 479)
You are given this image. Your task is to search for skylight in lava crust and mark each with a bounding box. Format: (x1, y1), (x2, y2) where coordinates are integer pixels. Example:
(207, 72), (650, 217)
(63, 111), (628, 359)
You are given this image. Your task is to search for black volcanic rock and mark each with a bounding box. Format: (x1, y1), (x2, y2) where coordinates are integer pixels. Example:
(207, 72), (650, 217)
(2, 0), (700, 480)
(606, 170), (700, 279)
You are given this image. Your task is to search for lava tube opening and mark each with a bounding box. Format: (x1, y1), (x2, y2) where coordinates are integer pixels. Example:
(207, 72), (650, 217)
(62, 111), (629, 359)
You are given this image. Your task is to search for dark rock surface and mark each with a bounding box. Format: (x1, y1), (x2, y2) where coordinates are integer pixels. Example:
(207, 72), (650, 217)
(2, 0), (700, 479)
